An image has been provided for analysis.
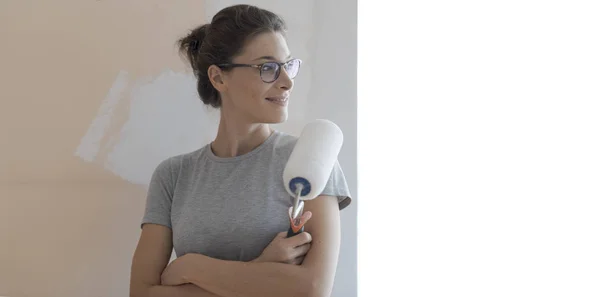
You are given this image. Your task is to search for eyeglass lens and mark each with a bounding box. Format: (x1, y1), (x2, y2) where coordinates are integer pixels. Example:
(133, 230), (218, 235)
(260, 59), (301, 82)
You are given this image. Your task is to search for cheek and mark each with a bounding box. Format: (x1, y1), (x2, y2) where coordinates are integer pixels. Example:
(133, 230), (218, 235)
(236, 80), (270, 102)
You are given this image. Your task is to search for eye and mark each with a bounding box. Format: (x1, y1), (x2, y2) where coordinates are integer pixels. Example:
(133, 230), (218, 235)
(261, 63), (277, 72)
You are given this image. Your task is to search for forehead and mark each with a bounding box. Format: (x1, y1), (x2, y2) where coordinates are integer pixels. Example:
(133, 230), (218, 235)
(235, 31), (290, 62)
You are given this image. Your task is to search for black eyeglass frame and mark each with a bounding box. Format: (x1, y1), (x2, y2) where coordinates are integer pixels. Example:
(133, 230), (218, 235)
(217, 58), (302, 83)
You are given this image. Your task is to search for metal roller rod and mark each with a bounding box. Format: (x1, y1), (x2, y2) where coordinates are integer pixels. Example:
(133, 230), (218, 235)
(287, 184), (305, 237)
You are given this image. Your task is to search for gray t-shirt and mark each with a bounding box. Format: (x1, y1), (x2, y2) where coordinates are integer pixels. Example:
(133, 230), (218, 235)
(141, 130), (352, 262)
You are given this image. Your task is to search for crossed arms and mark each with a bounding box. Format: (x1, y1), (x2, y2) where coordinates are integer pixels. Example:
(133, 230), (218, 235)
(129, 195), (342, 297)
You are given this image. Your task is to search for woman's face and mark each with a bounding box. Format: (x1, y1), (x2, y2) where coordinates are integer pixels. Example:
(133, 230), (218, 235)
(216, 31), (299, 124)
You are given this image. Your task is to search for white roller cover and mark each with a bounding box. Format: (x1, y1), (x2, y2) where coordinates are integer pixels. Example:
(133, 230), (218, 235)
(282, 119), (344, 200)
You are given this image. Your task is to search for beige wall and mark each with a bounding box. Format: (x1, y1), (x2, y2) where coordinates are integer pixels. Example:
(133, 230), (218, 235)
(0, 1), (206, 296)
(1, 1), (358, 296)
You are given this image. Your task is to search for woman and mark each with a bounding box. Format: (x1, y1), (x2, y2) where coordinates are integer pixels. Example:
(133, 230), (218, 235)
(129, 4), (352, 297)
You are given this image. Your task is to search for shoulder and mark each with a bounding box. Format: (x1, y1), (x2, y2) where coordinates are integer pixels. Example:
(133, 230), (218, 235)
(151, 146), (208, 178)
(271, 130), (299, 154)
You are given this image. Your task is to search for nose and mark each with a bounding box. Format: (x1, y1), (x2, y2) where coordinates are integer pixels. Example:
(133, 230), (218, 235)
(276, 67), (294, 90)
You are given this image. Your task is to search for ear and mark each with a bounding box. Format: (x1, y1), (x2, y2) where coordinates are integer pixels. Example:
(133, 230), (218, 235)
(208, 65), (227, 93)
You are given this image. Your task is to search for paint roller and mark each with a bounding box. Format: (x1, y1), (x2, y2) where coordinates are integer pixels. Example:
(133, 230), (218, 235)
(283, 119), (344, 237)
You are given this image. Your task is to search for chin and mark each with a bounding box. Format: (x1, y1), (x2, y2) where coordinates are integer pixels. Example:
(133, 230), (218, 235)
(262, 111), (288, 124)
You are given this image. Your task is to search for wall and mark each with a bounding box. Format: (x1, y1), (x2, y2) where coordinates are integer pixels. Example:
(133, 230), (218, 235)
(0, 1), (356, 296)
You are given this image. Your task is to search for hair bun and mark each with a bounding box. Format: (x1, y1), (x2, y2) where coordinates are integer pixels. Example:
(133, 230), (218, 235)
(190, 39), (199, 51)
(192, 24), (209, 51)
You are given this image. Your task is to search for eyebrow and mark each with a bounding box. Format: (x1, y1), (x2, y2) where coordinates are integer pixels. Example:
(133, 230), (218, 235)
(252, 54), (292, 62)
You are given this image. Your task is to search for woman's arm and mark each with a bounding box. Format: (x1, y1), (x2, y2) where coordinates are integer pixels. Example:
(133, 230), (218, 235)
(165, 195), (342, 297)
(129, 223), (223, 297)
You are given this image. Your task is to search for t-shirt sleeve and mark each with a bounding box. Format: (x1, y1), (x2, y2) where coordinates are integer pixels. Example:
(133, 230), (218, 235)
(141, 157), (176, 229)
(319, 159), (353, 210)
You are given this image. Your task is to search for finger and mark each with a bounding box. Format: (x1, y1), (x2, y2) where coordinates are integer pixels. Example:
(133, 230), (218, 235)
(292, 256), (305, 265)
(292, 243), (311, 258)
(287, 231), (312, 247)
(286, 231), (311, 247)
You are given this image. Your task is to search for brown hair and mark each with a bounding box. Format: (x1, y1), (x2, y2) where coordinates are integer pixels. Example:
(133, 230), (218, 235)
(177, 4), (287, 108)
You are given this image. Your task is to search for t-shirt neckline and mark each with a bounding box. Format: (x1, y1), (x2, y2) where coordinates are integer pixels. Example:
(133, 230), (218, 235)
(205, 130), (280, 163)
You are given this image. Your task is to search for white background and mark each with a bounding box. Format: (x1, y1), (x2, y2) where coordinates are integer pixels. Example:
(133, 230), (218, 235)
(358, 1), (600, 296)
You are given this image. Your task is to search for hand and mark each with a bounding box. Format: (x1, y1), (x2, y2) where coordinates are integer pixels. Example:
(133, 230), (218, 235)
(161, 254), (194, 286)
(253, 212), (313, 265)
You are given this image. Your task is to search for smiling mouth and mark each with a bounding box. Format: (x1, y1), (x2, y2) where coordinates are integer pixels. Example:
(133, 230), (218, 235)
(266, 97), (288, 103)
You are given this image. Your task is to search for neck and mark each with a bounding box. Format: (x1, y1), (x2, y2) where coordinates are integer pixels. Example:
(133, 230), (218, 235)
(211, 110), (273, 158)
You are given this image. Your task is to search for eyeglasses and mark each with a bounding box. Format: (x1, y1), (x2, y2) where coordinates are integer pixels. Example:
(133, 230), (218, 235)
(217, 58), (302, 83)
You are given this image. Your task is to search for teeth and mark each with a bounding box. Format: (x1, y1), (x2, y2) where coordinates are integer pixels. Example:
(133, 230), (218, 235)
(268, 98), (286, 102)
